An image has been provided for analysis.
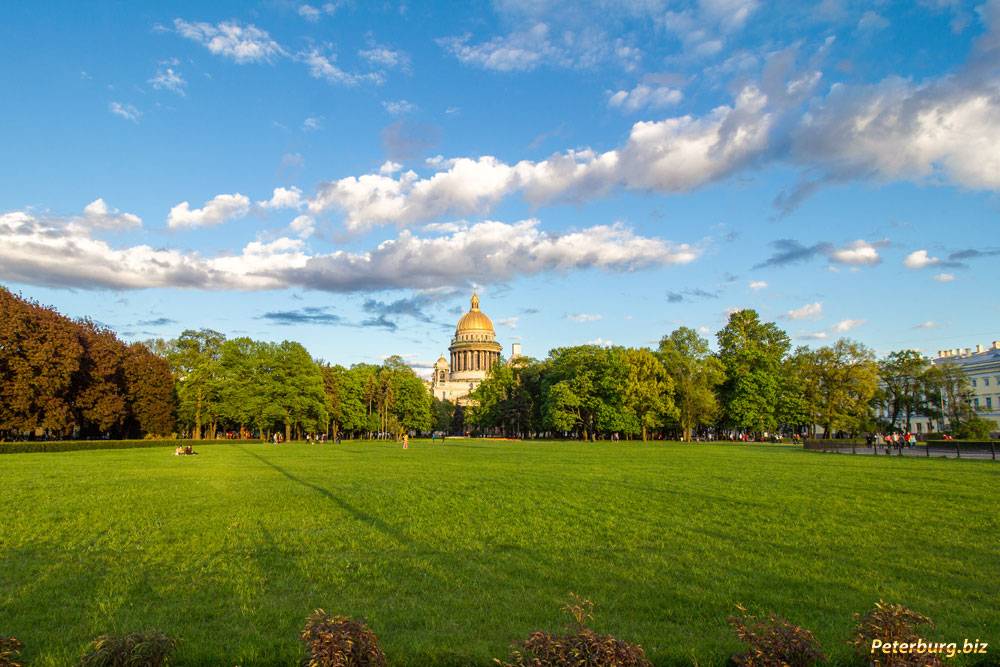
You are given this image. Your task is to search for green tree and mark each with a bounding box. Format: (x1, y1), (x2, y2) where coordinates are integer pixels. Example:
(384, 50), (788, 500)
(165, 329), (225, 439)
(878, 350), (933, 430)
(658, 327), (724, 441)
(716, 310), (791, 435)
(622, 347), (676, 442)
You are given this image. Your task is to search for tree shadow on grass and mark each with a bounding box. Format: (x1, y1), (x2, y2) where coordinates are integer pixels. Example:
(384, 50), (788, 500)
(237, 447), (413, 548)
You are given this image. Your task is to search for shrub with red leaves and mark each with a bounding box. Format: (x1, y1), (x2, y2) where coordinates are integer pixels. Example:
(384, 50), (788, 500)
(852, 601), (942, 667)
(0, 636), (24, 667)
(495, 594), (652, 667)
(301, 609), (387, 667)
(727, 604), (825, 667)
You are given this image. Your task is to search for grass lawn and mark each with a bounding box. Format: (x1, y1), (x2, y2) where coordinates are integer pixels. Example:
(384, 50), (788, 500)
(1, 440), (998, 666)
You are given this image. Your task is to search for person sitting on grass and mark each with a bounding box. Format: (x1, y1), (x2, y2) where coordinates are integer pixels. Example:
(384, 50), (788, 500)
(175, 445), (184, 456)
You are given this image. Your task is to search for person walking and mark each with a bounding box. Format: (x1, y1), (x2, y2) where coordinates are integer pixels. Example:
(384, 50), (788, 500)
(402, 433), (409, 450)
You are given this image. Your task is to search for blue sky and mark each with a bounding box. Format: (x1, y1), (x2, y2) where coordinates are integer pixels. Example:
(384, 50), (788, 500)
(1, 0), (998, 374)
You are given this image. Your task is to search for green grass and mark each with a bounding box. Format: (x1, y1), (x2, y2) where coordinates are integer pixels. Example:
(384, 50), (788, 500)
(1, 440), (997, 666)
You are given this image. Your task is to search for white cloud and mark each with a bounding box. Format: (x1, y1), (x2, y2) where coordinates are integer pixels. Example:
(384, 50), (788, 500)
(300, 48), (383, 86)
(148, 66), (186, 95)
(749, 280), (768, 290)
(833, 318), (865, 332)
(914, 320), (940, 329)
(799, 331), (829, 340)
(438, 23), (560, 72)
(81, 198), (142, 229)
(258, 187), (305, 210)
(787, 301), (823, 320)
(933, 272), (956, 282)
(828, 239), (882, 265)
(289, 214), (315, 239)
(167, 193), (250, 229)
(379, 161), (403, 175)
(497, 316), (519, 328)
(567, 313), (603, 322)
(586, 337), (614, 347)
(302, 116), (323, 132)
(174, 19), (285, 63)
(109, 102), (141, 123)
(608, 84), (683, 113)
(904, 249), (941, 269)
(383, 100), (417, 115)
(858, 10), (890, 31)
(359, 45), (410, 70)
(0, 214), (698, 293)
(308, 85), (773, 231)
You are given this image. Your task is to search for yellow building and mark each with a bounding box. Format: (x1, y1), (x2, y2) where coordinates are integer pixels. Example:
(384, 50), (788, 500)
(429, 292), (509, 405)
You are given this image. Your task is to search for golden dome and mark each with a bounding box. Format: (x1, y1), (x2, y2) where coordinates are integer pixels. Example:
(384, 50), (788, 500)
(455, 292), (495, 334)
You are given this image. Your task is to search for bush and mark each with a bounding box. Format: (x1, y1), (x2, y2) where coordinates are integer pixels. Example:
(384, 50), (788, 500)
(727, 604), (824, 667)
(953, 417), (998, 440)
(0, 636), (24, 667)
(495, 594), (652, 667)
(0, 439), (200, 455)
(301, 609), (386, 667)
(79, 631), (176, 667)
(852, 601), (941, 667)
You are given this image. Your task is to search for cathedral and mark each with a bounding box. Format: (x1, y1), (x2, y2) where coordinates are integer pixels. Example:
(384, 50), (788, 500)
(428, 292), (520, 405)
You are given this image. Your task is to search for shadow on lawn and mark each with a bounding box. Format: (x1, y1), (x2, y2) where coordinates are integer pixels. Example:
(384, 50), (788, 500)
(237, 446), (412, 548)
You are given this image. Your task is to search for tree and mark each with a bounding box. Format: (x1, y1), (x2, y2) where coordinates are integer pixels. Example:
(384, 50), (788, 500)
(0, 287), (82, 437)
(878, 350), (933, 431)
(165, 329), (225, 439)
(658, 327), (724, 441)
(808, 340), (879, 437)
(321, 363), (366, 440)
(430, 396), (455, 433)
(123, 343), (176, 437)
(716, 310), (790, 434)
(924, 362), (976, 433)
(622, 347), (676, 442)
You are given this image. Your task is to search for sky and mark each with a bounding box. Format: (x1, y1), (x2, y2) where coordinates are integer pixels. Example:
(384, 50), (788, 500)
(1, 0), (998, 375)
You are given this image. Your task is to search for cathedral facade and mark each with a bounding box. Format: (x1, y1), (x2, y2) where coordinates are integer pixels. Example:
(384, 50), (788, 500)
(429, 292), (513, 405)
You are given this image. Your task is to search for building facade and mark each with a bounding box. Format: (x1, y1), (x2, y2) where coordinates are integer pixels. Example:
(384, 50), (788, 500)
(903, 341), (1000, 435)
(428, 292), (517, 405)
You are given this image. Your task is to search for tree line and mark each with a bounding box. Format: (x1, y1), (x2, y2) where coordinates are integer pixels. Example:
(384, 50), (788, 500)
(1, 287), (991, 441)
(0, 287), (175, 439)
(467, 309), (992, 440)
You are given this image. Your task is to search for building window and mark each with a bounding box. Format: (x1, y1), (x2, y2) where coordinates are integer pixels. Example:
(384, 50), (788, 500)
(985, 377), (991, 386)
(972, 378), (978, 387)
(916, 422), (923, 433)
(974, 397), (980, 408)
(988, 397), (994, 410)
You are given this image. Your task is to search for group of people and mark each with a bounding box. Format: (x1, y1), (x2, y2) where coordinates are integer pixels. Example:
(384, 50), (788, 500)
(174, 445), (197, 456)
(867, 432), (917, 449)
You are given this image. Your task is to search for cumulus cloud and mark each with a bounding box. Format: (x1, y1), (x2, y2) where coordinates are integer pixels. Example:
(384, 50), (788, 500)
(749, 280), (768, 290)
(787, 302), (823, 320)
(904, 249), (941, 269)
(567, 313), (603, 322)
(174, 19), (285, 63)
(309, 86), (773, 232)
(109, 101), (141, 123)
(933, 272), (956, 282)
(833, 318), (865, 332)
(167, 193), (250, 229)
(289, 214), (316, 239)
(81, 198), (142, 229)
(608, 84), (683, 112)
(828, 239), (882, 265)
(258, 187), (305, 210)
(0, 213), (698, 293)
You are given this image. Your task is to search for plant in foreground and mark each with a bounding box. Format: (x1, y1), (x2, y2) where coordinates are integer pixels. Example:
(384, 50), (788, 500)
(0, 636), (24, 667)
(495, 593), (652, 667)
(727, 604), (825, 667)
(852, 601), (941, 667)
(301, 609), (387, 667)
(78, 631), (176, 667)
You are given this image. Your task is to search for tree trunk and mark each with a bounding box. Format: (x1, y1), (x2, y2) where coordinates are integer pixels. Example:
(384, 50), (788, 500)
(642, 424), (648, 442)
(285, 419), (291, 443)
(193, 393), (202, 440)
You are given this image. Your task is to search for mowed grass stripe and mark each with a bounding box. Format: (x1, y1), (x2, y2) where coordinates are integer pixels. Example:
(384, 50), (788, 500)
(0, 440), (997, 666)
